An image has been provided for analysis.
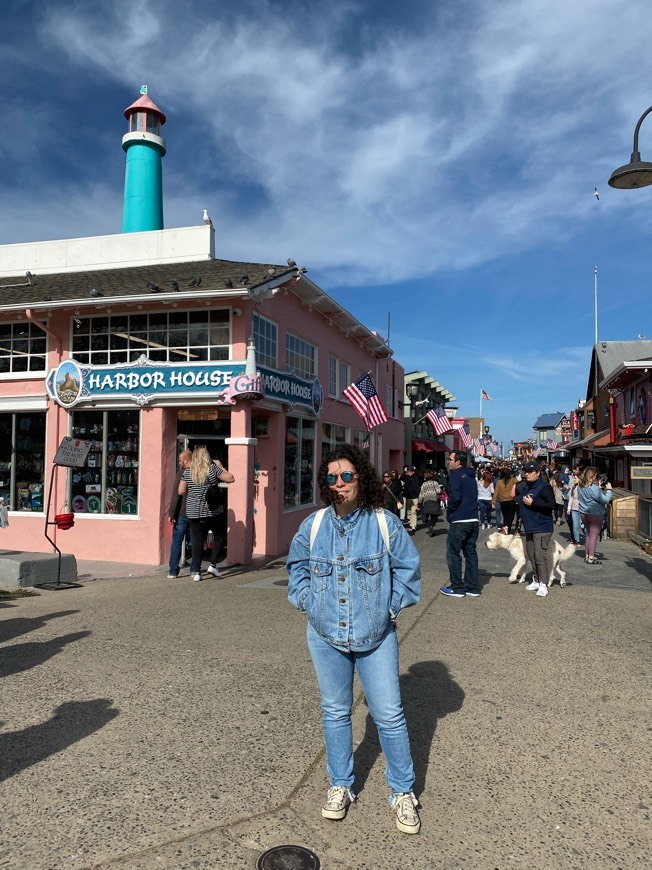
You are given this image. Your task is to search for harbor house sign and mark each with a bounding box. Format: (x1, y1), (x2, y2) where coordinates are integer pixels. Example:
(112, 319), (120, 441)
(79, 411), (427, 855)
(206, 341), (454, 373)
(46, 356), (263, 407)
(46, 356), (323, 414)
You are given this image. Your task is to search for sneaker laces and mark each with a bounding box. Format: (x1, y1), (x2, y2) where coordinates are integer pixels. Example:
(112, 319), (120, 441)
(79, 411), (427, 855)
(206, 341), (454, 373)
(325, 786), (355, 808)
(391, 791), (419, 823)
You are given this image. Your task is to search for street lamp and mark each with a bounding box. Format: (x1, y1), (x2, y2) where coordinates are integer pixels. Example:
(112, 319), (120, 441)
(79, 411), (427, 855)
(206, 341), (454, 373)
(406, 383), (419, 418)
(608, 106), (652, 189)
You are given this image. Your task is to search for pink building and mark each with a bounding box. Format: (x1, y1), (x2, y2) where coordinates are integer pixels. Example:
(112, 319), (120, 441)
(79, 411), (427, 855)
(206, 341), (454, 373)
(0, 231), (406, 568)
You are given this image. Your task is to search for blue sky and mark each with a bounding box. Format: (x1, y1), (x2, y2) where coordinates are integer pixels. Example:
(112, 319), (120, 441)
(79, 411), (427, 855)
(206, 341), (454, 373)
(2, 0), (652, 449)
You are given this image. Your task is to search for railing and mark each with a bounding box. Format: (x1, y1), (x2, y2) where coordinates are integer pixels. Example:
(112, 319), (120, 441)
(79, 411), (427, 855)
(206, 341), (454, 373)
(639, 495), (652, 539)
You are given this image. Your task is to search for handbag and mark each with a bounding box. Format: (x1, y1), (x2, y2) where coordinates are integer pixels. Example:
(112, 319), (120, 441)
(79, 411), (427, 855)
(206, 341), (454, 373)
(205, 483), (224, 511)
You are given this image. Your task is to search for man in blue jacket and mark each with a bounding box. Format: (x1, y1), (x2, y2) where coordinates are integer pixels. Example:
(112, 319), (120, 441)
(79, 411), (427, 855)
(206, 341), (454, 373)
(441, 451), (480, 598)
(518, 460), (555, 598)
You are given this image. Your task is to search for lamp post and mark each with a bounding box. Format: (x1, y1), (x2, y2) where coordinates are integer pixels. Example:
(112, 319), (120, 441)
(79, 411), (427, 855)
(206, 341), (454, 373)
(608, 106), (652, 189)
(405, 382), (419, 467)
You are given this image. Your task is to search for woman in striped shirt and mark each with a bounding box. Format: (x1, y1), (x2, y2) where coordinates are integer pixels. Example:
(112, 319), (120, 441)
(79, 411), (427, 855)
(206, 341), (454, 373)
(178, 446), (235, 581)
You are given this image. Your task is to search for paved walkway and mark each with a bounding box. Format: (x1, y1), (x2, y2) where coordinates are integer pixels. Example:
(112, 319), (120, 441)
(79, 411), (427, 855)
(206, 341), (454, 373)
(1, 523), (650, 869)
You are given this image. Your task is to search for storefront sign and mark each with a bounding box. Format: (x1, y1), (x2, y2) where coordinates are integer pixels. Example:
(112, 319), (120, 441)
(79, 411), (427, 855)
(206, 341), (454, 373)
(46, 356), (265, 408)
(631, 466), (652, 479)
(259, 367), (323, 415)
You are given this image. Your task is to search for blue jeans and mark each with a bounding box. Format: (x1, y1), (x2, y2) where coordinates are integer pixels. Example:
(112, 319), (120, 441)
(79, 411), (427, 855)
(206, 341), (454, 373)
(569, 509), (582, 543)
(307, 622), (415, 796)
(494, 501), (502, 527)
(479, 500), (492, 525)
(168, 515), (190, 575)
(446, 521), (479, 593)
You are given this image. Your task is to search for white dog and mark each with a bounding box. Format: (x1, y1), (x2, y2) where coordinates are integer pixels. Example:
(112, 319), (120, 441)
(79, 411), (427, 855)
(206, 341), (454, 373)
(485, 532), (575, 588)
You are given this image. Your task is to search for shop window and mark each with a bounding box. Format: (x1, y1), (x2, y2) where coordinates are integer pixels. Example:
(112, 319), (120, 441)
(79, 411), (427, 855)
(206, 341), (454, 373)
(0, 412), (46, 511)
(71, 310), (230, 366)
(252, 313), (278, 368)
(286, 333), (316, 380)
(321, 423), (349, 458)
(284, 417), (315, 509)
(0, 321), (48, 374)
(70, 410), (140, 515)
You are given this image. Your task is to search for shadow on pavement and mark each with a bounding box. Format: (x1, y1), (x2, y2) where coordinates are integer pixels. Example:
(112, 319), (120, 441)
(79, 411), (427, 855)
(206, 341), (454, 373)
(0, 610), (79, 644)
(0, 699), (119, 782)
(353, 660), (464, 797)
(0, 631), (91, 678)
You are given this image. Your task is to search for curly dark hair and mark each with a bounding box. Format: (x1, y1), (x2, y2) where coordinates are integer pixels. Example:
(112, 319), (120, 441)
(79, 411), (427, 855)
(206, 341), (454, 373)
(318, 444), (384, 509)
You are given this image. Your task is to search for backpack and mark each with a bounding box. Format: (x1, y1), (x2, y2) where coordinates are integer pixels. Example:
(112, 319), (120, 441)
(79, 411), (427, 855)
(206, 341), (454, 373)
(205, 483), (225, 511)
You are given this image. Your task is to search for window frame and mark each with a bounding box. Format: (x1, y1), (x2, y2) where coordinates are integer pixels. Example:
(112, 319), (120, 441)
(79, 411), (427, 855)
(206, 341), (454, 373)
(0, 320), (49, 378)
(252, 312), (278, 369)
(285, 332), (317, 381)
(70, 309), (231, 367)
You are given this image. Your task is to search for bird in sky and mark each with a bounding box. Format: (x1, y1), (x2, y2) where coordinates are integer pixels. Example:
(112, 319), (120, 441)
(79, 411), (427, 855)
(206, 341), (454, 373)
(203, 209), (212, 225)
(593, 187), (600, 200)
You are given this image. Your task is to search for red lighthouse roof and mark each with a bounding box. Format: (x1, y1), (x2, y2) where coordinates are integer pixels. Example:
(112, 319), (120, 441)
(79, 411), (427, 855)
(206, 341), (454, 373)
(124, 93), (166, 125)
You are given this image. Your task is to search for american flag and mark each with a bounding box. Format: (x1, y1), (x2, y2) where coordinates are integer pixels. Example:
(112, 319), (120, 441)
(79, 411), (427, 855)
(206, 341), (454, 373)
(481, 389), (492, 401)
(528, 437), (536, 444)
(426, 405), (452, 435)
(459, 423), (472, 449)
(485, 441), (495, 455)
(473, 438), (485, 455)
(546, 439), (559, 450)
(531, 446), (542, 457)
(343, 373), (388, 428)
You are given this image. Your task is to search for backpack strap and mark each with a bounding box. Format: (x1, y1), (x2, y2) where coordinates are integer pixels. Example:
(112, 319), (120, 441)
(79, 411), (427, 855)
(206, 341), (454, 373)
(309, 508), (328, 550)
(309, 506), (390, 552)
(374, 507), (390, 552)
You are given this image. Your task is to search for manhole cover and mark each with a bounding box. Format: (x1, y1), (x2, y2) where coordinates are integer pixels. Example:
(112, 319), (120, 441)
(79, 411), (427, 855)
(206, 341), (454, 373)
(256, 844), (320, 870)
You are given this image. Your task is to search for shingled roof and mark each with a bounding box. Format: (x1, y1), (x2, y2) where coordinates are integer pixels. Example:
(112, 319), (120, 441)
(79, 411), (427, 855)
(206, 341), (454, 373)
(533, 412), (567, 429)
(0, 258), (294, 310)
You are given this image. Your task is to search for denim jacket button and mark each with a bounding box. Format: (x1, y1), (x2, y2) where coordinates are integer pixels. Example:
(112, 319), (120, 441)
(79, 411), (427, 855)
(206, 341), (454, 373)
(337, 554), (344, 560)
(339, 621), (346, 627)
(339, 598), (346, 603)
(338, 576), (345, 582)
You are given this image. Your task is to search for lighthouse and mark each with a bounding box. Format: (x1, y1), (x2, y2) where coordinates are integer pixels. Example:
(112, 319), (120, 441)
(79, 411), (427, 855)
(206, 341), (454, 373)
(121, 87), (166, 233)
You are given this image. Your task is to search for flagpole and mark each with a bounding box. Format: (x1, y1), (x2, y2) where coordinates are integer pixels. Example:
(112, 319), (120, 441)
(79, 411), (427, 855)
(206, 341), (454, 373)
(594, 265), (598, 344)
(479, 388), (483, 418)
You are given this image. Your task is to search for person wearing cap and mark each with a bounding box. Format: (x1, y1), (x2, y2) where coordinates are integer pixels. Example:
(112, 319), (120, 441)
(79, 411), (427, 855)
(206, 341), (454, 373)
(518, 460), (555, 597)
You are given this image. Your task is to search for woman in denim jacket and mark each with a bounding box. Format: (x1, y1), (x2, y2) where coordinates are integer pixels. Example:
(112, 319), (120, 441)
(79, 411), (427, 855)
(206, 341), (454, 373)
(287, 445), (421, 834)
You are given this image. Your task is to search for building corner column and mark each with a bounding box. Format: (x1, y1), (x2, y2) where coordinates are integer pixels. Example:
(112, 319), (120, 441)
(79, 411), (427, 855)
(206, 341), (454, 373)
(226, 402), (257, 565)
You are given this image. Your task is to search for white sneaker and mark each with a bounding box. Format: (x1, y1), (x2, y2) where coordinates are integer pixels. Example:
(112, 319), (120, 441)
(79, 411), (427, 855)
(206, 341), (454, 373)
(391, 791), (421, 834)
(526, 580), (540, 591)
(192, 573), (202, 582)
(322, 786), (354, 820)
(206, 565), (221, 577)
(536, 584), (549, 597)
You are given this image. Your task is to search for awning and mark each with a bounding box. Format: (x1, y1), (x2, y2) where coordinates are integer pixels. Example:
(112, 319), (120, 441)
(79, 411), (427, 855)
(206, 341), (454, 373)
(412, 440), (447, 452)
(568, 429), (610, 450)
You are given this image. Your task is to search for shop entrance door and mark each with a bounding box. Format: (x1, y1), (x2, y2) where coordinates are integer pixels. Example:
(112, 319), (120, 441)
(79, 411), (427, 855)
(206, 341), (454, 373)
(176, 415), (231, 565)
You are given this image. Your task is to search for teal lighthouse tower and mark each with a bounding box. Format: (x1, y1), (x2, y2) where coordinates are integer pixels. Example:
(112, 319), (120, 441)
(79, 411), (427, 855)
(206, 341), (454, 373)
(121, 87), (166, 233)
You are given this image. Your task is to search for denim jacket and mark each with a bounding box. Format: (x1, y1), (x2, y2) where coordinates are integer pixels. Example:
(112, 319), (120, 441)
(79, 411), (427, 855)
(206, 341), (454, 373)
(287, 506), (421, 652)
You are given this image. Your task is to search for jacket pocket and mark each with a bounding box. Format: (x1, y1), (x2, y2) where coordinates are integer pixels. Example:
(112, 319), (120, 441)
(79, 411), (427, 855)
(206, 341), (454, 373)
(354, 557), (383, 591)
(310, 559), (332, 593)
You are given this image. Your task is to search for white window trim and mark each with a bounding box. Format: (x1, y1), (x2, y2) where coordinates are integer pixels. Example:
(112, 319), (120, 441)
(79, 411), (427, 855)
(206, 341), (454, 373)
(252, 311), (279, 370)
